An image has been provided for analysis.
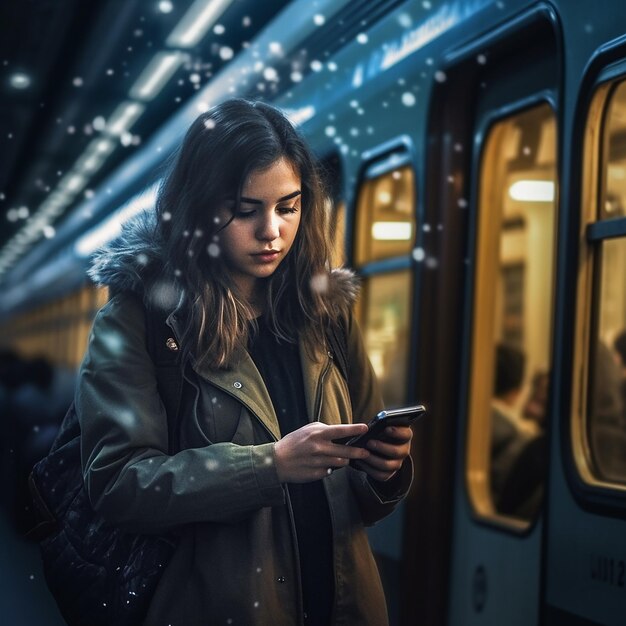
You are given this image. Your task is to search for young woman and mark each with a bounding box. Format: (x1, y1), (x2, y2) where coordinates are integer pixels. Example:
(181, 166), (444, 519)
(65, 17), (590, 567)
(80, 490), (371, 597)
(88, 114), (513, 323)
(81, 98), (413, 625)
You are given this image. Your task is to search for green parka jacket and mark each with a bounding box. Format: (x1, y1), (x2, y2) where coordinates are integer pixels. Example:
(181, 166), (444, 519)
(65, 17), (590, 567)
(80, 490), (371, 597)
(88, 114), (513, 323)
(78, 213), (413, 625)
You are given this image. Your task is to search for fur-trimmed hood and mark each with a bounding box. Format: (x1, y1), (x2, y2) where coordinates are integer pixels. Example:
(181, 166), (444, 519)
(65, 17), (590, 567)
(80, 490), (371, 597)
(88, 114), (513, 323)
(88, 210), (359, 314)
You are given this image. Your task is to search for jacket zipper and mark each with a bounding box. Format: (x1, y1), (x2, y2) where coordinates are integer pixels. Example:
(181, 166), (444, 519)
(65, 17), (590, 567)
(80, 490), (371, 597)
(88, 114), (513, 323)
(314, 351), (333, 422)
(210, 384), (306, 624)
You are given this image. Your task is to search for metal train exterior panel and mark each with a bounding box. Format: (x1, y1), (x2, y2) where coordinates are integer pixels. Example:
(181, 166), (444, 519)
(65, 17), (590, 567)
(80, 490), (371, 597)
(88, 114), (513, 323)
(2, 1), (626, 624)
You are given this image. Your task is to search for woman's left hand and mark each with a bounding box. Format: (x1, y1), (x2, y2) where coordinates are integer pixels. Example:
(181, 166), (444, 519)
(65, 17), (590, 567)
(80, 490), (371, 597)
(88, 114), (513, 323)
(358, 426), (413, 482)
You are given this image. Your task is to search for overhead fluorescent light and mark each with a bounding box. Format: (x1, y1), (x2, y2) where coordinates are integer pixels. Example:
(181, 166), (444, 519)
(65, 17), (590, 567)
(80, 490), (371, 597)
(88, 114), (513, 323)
(508, 180), (555, 202)
(166, 0), (234, 48)
(284, 105), (316, 126)
(75, 184), (159, 258)
(61, 173), (87, 194)
(106, 102), (145, 136)
(130, 51), (188, 100)
(76, 138), (116, 174)
(372, 221), (413, 241)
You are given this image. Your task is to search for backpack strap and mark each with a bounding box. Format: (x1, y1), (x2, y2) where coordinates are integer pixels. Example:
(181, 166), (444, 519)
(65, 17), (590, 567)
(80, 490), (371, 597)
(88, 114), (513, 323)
(143, 303), (184, 455)
(326, 315), (349, 384)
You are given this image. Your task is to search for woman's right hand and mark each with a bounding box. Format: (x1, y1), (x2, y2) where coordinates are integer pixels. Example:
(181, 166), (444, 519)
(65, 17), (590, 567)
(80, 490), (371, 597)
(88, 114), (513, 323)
(274, 422), (371, 483)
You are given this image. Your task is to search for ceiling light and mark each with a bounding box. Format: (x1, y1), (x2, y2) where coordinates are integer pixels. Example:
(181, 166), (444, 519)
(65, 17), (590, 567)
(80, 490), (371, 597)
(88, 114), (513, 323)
(130, 51), (188, 100)
(166, 0), (234, 48)
(508, 180), (555, 202)
(106, 102), (145, 136)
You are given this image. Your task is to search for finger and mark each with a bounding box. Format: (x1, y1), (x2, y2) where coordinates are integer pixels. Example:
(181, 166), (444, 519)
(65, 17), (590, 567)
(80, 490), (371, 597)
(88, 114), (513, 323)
(359, 453), (403, 473)
(321, 423), (369, 439)
(381, 426), (413, 442)
(326, 443), (371, 460)
(367, 439), (409, 459)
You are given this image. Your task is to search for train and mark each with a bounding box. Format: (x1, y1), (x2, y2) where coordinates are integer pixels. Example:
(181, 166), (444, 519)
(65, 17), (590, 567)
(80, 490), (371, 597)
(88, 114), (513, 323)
(2, 0), (626, 624)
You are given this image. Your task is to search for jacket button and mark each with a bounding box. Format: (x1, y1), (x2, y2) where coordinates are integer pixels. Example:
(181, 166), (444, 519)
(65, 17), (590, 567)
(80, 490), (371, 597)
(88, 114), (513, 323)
(277, 576), (286, 583)
(233, 381), (242, 389)
(165, 338), (179, 351)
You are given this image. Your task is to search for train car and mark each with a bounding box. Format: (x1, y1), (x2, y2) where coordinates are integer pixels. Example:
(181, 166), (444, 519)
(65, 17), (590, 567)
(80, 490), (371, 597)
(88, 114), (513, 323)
(2, 0), (626, 624)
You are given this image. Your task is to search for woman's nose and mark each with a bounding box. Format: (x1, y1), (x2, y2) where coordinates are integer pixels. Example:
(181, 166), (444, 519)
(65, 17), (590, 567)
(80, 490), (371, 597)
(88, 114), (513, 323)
(257, 213), (280, 240)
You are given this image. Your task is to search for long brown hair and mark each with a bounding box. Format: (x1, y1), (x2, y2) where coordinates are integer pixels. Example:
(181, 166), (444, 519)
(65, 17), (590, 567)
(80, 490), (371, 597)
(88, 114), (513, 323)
(156, 99), (336, 369)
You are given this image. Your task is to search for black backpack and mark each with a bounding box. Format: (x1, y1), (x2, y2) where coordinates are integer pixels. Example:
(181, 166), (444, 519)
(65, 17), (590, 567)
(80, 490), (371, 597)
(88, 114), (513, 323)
(27, 300), (184, 626)
(28, 303), (349, 626)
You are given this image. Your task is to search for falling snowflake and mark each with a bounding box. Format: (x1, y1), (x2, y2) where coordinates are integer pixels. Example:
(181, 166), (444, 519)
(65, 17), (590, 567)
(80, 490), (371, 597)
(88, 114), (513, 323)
(457, 198), (468, 208)
(313, 14), (325, 26)
(477, 54), (487, 65)
(263, 67), (278, 82)
(219, 47), (234, 61)
(310, 273), (329, 293)
(207, 243), (220, 258)
(356, 33), (368, 44)
(73, 77), (83, 87)
(205, 458), (219, 470)
(398, 13), (412, 28)
(412, 247), (425, 262)
(434, 70), (447, 83)
(310, 60), (323, 72)
(401, 92), (416, 106)
(269, 42), (283, 56)
(290, 71), (303, 83)
(158, 1), (173, 14)
(204, 119), (216, 130)
(214, 24), (225, 35)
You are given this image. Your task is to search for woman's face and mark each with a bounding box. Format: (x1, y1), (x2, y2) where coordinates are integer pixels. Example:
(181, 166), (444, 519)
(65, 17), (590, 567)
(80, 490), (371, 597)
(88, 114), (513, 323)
(217, 157), (302, 299)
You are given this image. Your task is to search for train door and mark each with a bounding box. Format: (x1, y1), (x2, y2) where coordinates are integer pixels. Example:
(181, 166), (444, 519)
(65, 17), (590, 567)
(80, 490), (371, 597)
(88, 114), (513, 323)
(350, 141), (417, 624)
(544, 52), (626, 626)
(434, 8), (560, 626)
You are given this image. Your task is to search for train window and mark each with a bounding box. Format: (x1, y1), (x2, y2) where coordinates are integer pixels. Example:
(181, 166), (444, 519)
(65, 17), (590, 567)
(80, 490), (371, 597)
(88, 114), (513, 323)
(468, 104), (556, 525)
(354, 166), (415, 265)
(354, 160), (415, 407)
(360, 271), (412, 408)
(576, 79), (626, 487)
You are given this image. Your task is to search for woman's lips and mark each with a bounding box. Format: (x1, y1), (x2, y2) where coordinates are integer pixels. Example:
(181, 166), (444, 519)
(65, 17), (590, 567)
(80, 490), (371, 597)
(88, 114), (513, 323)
(251, 251), (280, 263)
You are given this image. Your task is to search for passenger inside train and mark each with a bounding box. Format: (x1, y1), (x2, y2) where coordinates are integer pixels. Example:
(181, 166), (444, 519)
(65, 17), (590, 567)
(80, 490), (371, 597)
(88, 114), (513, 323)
(490, 343), (546, 518)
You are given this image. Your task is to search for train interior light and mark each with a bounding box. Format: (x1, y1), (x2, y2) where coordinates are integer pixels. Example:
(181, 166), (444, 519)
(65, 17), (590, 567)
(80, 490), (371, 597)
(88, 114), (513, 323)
(371, 221), (413, 241)
(508, 180), (556, 202)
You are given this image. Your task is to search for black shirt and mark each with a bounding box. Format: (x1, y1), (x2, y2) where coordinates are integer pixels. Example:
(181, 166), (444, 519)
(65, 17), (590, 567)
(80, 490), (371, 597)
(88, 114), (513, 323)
(248, 317), (334, 625)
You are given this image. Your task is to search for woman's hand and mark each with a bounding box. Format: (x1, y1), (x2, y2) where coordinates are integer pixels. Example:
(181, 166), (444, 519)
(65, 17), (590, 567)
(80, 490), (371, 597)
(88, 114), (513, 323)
(357, 426), (413, 482)
(274, 422), (371, 483)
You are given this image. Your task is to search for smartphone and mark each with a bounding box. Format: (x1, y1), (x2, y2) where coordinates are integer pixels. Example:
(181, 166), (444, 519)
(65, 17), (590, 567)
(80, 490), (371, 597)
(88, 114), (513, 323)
(335, 404), (427, 449)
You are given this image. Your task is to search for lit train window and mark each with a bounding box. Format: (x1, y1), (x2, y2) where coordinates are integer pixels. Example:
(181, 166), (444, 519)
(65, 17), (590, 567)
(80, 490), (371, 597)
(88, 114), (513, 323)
(468, 104), (556, 525)
(354, 161), (415, 407)
(354, 166), (415, 265)
(576, 79), (626, 487)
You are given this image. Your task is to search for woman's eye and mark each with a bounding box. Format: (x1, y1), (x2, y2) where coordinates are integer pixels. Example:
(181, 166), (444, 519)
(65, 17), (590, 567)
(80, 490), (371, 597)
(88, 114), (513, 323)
(278, 204), (299, 214)
(236, 209), (256, 218)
